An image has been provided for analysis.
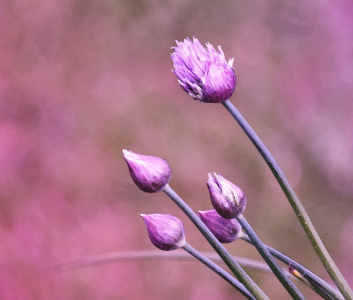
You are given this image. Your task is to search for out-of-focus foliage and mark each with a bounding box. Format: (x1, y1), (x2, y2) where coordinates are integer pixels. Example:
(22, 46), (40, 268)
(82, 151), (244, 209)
(0, 0), (352, 299)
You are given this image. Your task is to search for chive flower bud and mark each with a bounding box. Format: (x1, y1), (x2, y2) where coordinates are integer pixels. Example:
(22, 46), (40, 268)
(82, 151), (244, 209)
(123, 150), (172, 193)
(198, 209), (242, 243)
(140, 214), (186, 251)
(171, 37), (236, 103)
(206, 173), (246, 219)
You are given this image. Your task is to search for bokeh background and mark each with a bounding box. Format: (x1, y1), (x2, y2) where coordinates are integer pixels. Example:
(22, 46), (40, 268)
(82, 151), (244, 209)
(1, 0), (353, 299)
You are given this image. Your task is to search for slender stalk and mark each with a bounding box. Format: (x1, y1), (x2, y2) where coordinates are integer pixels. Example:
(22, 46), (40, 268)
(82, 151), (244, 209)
(288, 271), (336, 300)
(222, 100), (353, 300)
(240, 234), (343, 300)
(56, 249), (286, 274)
(57, 248), (340, 299)
(163, 184), (269, 300)
(58, 248), (340, 299)
(182, 242), (256, 300)
(237, 215), (306, 300)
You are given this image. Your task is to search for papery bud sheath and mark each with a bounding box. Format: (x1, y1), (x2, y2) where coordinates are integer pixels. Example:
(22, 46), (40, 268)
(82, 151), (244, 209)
(123, 150), (172, 193)
(207, 173), (246, 219)
(199, 209), (242, 243)
(141, 214), (186, 251)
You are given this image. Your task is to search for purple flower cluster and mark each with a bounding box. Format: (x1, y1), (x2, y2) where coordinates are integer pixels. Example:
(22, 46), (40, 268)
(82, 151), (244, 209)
(171, 37), (236, 103)
(123, 150), (247, 246)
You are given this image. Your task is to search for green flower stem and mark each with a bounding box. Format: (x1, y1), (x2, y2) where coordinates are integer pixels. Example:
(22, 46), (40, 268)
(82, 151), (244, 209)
(163, 184), (269, 300)
(222, 100), (353, 300)
(237, 214), (306, 300)
(182, 242), (256, 300)
(240, 234), (343, 300)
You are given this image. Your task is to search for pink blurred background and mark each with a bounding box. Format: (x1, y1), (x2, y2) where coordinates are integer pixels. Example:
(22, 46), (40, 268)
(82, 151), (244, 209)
(1, 0), (353, 299)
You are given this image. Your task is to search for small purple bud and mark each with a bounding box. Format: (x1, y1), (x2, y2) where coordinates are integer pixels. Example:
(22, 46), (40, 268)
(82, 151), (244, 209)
(123, 150), (172, 193)
(198, 209), (242, 243)
(171, 37), (236, 103)
(206, 173), (246, 219)
(141, 214), (186, 251)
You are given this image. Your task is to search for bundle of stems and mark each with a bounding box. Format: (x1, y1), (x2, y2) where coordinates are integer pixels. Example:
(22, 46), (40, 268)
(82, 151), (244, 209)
(61, 38), (352, 300)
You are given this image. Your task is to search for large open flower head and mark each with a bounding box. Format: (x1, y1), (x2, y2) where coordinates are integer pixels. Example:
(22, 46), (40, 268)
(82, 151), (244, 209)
(171, 37), (236, 103)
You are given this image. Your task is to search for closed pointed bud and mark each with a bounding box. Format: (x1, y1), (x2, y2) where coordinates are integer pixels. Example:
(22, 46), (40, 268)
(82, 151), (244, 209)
(141, 214), (186, 251)
(171, 37), (236, 103)
(206, 173), (246, 219)
(123, 150), (172, 193)
(198, 209), (242, 243)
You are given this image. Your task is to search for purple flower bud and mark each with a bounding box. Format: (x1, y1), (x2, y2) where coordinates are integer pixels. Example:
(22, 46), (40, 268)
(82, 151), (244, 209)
(206, 173), (246, 219)
(123, 150), (172, 193)
(141, 214), (186, 251)
(198, 209), (242, 243)
(171, 37), (236, 103)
